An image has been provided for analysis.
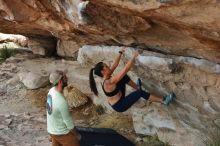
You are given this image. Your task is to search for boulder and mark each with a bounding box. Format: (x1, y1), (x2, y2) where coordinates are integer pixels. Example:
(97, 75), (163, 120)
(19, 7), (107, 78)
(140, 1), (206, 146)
(63, 85), (88, 108)
(18, 71), (49, 89)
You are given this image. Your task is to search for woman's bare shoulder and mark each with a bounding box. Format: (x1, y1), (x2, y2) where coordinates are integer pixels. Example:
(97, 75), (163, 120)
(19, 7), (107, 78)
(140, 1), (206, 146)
(104, 78), (115, 86)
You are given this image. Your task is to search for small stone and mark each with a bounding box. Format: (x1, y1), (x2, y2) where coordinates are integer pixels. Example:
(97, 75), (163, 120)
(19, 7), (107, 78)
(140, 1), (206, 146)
(0, 125), (7, 129)
(136, 137), (142, 142)
(17, 124), (22, 131)
(82, 111), (89, 116)
(120, 128), (124, 131)
(5, 119), (12, 126)
(36, 117), (46, 123)
(4, 114), (11, 118)
(75, 120), (84, 124)
(90, 122), (94, 125)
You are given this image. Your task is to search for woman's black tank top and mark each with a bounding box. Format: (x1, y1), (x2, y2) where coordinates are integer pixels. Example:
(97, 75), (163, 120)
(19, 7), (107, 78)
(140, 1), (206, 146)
(102, 79), (120, 97)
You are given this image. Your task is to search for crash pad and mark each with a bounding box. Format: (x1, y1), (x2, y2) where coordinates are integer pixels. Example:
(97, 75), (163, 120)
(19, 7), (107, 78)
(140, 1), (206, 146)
(76, 127), (135, 146)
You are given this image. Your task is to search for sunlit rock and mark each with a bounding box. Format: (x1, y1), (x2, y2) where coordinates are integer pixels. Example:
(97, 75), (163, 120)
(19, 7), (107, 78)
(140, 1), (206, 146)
(63, 85), (88, 108)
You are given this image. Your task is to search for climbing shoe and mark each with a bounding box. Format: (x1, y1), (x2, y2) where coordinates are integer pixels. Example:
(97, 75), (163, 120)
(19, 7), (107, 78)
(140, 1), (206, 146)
(163, 92), (175, 105)
(137, 78), (142, 91)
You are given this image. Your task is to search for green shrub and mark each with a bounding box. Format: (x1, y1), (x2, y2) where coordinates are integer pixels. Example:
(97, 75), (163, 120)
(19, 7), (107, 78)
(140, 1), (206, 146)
(0, 42), (20, 49)
(204, 127), (220, 146)
(0, 45), (16, 64)
(95, 105), (105, 115)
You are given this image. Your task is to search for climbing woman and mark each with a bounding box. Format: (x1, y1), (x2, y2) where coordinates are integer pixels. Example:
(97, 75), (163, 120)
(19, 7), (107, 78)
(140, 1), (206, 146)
(89, 47), (175, 112)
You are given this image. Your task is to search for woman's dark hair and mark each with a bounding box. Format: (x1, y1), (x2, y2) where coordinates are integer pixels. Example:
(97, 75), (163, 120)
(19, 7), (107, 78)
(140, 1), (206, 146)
(89, 62), (104, 95)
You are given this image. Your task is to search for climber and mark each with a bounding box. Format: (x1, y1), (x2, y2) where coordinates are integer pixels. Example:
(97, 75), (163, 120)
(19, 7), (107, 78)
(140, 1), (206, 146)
(77, 0), (92, 24)
(89, 47), (175, 112)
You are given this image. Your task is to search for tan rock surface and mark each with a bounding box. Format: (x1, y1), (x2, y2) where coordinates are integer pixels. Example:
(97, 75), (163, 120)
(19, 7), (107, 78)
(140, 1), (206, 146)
(0, 0), (220, 62)
(64, 85), (89, 108)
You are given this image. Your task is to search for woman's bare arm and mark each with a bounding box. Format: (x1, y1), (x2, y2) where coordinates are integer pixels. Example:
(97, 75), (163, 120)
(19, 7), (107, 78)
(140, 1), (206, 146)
(110, 50), (139, 84)
(110, 47), (126, 73)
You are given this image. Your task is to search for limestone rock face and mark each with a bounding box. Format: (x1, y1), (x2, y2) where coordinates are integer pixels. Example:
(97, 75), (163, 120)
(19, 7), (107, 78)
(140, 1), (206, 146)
(0, 33), (28, 47)
(63, 85), (88, 108)
(28, 36), (57, 56)
(78, 45), (220, 146)
(57, 39), (80, 57)
(0, 0), (220, 62)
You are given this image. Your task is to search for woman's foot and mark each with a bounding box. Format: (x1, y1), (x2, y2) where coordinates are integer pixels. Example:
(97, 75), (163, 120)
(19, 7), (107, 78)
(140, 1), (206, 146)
(163, 92), (175, 105)
(136, 78), (142, 91)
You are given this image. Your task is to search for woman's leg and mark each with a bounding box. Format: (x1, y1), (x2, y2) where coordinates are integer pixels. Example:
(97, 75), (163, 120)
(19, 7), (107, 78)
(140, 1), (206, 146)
(127, 78), (170, 104)
(127, 78), (142, 90)
(117, 74), (131, 97)
(127, 80), (138, 90)
(148, 94), (163, 103)
(112, 90), (150, 112)
(149, 93), (176, 105)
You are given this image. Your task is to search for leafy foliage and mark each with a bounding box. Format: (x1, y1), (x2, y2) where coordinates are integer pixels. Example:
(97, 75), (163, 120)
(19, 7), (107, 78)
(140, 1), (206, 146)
(0, 45), (16, 64)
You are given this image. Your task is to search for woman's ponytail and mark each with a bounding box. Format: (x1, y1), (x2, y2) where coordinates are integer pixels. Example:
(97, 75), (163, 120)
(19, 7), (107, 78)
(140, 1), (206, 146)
(89, 68), (98, 95)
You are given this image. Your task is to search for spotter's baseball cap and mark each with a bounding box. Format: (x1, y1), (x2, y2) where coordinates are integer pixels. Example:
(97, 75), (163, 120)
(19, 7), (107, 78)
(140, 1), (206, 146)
(49, 71), (64, 85)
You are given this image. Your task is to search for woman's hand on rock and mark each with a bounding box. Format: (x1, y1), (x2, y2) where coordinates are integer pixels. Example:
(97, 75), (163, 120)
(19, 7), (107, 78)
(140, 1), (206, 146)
(132, 50), (139, 58)
(120, 46), (126, 53)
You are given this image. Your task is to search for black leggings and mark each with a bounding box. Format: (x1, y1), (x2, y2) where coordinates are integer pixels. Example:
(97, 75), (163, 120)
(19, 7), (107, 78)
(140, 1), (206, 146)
(112, 75), (150, 112)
